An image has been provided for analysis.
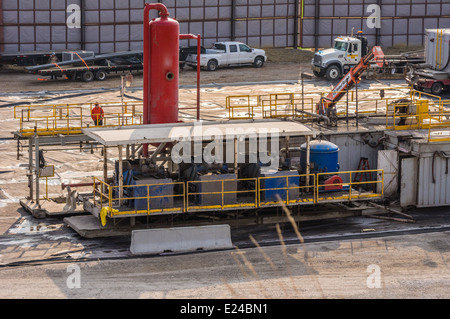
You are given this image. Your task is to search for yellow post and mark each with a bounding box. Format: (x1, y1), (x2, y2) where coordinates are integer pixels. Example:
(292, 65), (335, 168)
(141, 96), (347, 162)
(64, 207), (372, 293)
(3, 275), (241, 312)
(349, 172), (352, 200)
(147, 185), (150, 215)
(221, 180), (224, 210)
(108, 186), (112, 217)
(286, 176), (289, 204)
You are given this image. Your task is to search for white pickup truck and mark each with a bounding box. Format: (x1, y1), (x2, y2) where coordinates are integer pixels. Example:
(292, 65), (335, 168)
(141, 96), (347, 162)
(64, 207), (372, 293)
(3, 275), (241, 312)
(185, 41), (267, 71)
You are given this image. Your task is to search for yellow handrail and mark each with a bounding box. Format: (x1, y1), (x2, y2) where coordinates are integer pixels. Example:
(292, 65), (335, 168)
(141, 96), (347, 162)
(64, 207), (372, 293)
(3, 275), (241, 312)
(226, 86), (411, 120)
(15, 102), (144, 136)
(316, 169), (384, 203)
(93, 169), (384, 222)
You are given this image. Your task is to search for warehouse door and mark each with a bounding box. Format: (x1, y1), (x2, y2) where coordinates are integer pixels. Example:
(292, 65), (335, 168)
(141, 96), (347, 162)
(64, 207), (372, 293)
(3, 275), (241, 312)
(377, 150), (398, 197)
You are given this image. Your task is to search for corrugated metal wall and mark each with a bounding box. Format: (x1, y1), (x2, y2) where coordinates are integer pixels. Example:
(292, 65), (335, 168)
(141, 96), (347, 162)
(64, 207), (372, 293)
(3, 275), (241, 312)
(1, 0), (449, 54)
(417, 155), (450, 207)
(0, 0), (297, 53)
(328, 133), (382, 182)
(302, 0), (450, 49)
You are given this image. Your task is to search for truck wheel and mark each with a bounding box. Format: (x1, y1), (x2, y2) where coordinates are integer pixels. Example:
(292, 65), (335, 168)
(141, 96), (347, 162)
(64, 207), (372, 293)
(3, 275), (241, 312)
(81, 71), (94, 82)
(253, 56), (264, 68)
(325, 65), (341, 81)
(207, 60), (218, 71)
(431, 82), (444, 95)
(95, 70), (107, 81)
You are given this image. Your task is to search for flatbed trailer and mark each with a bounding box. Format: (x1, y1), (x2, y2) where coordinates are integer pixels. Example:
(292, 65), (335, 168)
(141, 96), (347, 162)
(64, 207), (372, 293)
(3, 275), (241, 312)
(24, 47), (195, 81)
(35, 63), (143, 82)
(24, 50), (143, 82)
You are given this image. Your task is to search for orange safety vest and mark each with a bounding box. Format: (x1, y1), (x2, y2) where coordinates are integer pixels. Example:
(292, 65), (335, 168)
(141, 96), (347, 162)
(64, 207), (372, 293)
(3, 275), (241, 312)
(91, 106), (104, 122)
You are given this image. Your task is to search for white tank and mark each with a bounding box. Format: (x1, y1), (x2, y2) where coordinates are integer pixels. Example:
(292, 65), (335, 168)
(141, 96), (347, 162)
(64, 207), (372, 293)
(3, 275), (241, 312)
(425, 29), (450, 73)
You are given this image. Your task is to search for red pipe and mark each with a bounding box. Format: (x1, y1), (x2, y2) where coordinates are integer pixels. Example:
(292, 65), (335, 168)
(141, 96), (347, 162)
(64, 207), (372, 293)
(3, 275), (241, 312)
(180, 34), (201, 121)
(197, 35), (201, 121)
(143, 3), (170, 157)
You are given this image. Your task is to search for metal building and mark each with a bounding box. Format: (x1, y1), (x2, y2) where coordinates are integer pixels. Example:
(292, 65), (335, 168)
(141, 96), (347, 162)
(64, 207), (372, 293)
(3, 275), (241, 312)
(1, 1), (449, 54)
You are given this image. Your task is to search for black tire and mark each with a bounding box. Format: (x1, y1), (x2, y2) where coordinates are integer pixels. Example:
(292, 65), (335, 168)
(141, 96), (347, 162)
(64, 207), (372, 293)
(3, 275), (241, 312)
(431, 82), (444, 95)
(81, 70), (94, 82)
(325, 65), (341, 81)
(253, 56), (264, 68)
(95, 70), (107, 81)
(207, 59), (218, 71)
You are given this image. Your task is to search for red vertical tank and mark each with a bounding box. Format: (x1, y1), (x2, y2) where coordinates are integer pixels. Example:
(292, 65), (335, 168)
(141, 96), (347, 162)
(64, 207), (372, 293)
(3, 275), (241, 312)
(144, 4), (179, 125)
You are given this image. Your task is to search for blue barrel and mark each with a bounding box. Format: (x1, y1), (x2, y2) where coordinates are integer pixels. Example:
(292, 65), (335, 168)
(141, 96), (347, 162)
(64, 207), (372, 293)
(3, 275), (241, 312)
(300, 140), (339, 174)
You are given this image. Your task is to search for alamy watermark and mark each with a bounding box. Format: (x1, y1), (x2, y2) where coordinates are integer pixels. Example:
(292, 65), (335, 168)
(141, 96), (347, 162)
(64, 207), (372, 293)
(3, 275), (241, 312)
(367, 4), (381, 29)
(66, 264), (81, 289)
(67, 4), (81, 29)
(170, 121), (280, 172)
(366, 264), (382, 289)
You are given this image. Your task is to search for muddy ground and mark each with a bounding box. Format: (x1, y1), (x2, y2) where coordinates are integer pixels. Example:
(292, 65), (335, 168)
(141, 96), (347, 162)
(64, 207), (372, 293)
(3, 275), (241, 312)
(1, 47), (449, 300)
(0, 51), (314, 93)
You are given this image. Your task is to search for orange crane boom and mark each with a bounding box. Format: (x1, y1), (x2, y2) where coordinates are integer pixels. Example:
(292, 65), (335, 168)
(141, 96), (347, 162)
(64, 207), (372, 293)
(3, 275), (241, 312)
(318, 46), (385, 116)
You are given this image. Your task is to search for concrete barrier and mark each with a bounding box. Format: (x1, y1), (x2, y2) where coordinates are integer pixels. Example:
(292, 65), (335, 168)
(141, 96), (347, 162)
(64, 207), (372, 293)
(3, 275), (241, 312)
(130, 224), (233, 255)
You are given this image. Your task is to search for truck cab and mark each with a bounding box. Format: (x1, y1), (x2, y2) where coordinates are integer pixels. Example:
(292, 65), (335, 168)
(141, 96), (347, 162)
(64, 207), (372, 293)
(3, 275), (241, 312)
(312, 32), (369, 81)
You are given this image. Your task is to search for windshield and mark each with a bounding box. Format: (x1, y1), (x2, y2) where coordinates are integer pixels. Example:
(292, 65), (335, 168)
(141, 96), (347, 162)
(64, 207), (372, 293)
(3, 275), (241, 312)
(334, 41), (349, 52)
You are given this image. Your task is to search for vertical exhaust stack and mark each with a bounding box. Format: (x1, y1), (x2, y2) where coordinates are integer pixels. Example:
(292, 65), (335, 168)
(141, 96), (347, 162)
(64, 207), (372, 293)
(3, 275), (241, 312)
(143, 3), (202, 157)
(143, 3), (180, 156)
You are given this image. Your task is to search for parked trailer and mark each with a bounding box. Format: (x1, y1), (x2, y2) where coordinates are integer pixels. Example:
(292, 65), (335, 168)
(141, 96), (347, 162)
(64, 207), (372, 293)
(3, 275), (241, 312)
(35, 64), (143, 82)
(24, 50), (143, 82)
(24, 47), (196, 81)
(409, 29), (450, 95)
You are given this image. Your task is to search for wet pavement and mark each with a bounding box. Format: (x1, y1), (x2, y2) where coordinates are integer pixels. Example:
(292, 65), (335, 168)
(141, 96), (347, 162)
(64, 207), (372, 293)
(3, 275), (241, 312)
(1, 203), (449, 267)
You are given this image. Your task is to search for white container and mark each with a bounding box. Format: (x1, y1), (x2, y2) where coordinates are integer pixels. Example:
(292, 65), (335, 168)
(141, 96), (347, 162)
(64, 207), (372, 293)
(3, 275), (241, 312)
(425, 29), (450, 72)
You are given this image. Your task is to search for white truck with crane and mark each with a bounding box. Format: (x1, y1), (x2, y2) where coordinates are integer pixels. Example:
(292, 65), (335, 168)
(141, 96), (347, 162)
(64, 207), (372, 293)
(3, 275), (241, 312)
(312, 31), (424, 81)
(312, 31), (370, 81)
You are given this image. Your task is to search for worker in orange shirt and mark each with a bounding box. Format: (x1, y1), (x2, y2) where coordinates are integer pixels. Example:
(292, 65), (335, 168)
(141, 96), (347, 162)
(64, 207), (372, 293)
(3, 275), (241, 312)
(91, 103), (104, 126)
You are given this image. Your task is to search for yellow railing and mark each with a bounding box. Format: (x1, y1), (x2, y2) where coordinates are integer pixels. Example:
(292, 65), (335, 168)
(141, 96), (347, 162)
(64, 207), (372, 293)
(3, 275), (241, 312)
(428, 110), (450, 142)
(186, 178), (258, 212)
(92, 170), (384, 222)
(316, 170), (384, 203)
(15, 101), (144, 136)
(226, 95), (258, 120)
(386, 101), (420, 130)
(263, 93), (296, 118)
(410, 89), (442, 104)
(386, 97), (450, 141)
(258, 174), (316, 207)
(93, 178), (112, 214)
(93, 178), (186, 218)
(226, 86), (411, 120)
